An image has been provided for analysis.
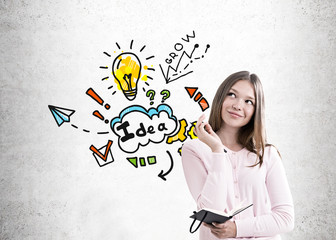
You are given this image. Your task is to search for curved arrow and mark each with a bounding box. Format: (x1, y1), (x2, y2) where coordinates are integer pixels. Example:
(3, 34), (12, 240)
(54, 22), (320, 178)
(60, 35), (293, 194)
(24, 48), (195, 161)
(158, 150), (174, 181)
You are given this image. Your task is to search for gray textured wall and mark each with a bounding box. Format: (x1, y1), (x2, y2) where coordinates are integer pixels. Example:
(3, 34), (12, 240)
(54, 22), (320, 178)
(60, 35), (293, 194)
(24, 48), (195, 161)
(1, 0), (335, 239)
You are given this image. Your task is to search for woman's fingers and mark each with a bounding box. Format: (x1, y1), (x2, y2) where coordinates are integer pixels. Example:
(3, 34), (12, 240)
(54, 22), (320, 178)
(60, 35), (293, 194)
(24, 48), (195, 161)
(193, 115), (223, 153)
(202, 222), (216, 229)
(211, 222), (226, 228)
(203, 123), (213, 134)
(195, 114), (207, 135)
(196, 114), (206, 129)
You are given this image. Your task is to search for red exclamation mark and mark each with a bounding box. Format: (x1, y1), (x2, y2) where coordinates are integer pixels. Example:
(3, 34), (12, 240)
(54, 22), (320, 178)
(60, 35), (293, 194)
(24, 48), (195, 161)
(86, 88), (111, 110)
(93, 110), (109, 124)
(86, 88), (110, 124)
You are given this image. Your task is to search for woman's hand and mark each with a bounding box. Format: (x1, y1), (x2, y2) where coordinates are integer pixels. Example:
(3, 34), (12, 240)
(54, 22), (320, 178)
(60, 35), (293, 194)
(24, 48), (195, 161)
(194, 114), (223, 153)
(203, 221), (237, 239)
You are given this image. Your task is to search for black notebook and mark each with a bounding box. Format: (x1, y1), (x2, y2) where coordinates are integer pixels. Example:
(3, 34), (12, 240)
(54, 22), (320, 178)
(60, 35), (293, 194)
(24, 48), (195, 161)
(189, 204), (253, 233)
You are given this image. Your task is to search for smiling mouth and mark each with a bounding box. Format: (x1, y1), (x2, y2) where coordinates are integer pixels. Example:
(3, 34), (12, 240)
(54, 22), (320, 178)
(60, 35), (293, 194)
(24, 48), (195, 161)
(228, 111), (243, 118)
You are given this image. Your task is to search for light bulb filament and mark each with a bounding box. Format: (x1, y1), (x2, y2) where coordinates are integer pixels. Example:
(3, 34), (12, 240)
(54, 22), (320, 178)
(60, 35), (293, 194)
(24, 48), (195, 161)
(123, 73), (132, 89)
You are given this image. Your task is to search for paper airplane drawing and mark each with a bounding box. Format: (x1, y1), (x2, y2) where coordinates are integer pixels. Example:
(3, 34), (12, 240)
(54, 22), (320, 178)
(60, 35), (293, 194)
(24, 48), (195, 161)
(48, 105), (75, 127)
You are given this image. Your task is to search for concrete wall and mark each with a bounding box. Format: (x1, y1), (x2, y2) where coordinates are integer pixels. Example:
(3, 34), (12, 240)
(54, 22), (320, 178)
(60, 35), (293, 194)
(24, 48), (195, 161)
(1, 0), (335, 239)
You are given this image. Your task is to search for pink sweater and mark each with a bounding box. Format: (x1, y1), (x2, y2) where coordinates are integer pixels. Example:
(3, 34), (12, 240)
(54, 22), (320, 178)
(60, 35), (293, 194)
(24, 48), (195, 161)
(181, 139), (294, 240)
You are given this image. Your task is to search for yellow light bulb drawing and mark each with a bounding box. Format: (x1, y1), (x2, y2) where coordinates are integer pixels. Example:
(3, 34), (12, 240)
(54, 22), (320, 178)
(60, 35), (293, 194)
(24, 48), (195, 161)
(112, 52), (142, 101)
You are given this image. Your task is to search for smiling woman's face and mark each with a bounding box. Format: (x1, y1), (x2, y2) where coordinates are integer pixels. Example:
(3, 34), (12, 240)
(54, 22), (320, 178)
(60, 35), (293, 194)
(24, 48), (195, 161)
(221, 80), (256, 130)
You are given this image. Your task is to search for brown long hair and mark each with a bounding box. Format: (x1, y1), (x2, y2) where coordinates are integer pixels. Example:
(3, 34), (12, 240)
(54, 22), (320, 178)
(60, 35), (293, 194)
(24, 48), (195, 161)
(208, 71), (267, 167)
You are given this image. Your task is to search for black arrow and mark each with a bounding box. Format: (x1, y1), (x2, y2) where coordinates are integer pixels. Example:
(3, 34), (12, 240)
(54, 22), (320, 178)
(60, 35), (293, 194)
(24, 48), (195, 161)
(158, 150), (174, 181)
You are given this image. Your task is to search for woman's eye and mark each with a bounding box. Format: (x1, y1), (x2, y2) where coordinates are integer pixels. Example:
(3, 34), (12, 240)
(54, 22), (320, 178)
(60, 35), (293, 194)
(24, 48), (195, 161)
(228, 92), (236, 97)
(246, 100), (254, 105)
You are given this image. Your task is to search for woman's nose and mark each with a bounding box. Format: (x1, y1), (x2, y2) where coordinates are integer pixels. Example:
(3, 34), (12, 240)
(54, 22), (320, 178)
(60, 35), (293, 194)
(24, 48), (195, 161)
(232, 99), (242, 111)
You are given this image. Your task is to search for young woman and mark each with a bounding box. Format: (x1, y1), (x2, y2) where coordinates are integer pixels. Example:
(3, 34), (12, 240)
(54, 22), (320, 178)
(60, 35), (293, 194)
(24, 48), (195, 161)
(181, 71), (294, 239)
